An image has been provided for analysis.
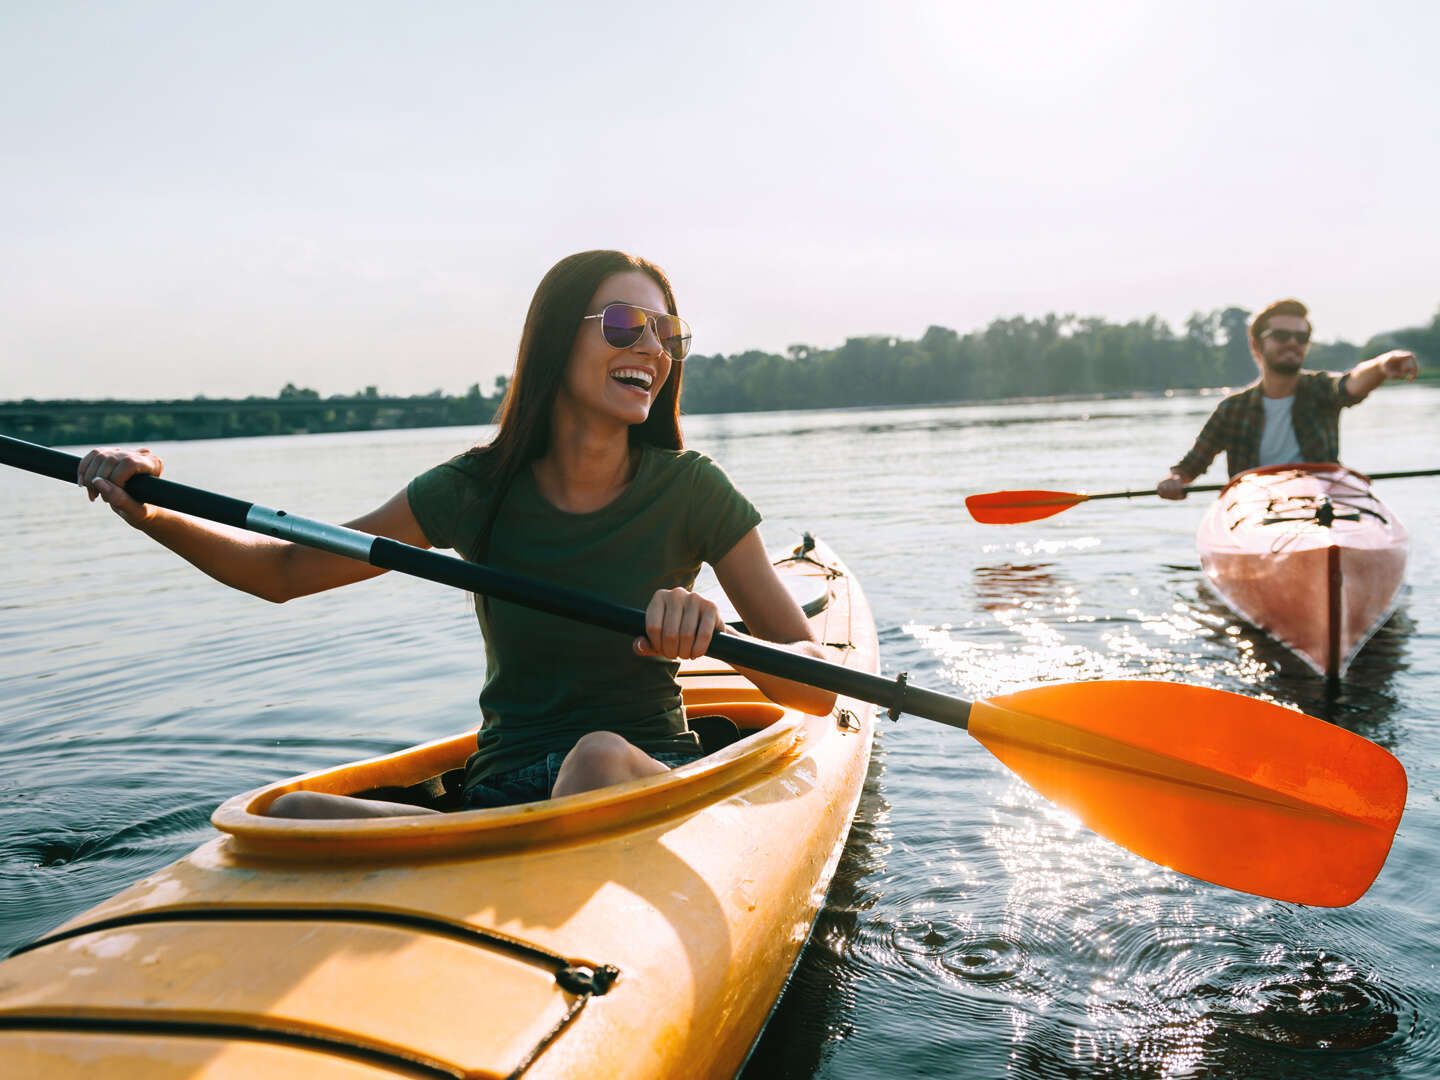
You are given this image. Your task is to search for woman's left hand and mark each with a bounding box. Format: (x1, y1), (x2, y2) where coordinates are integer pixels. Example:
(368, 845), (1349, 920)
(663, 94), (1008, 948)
(635, 587), (722, 659)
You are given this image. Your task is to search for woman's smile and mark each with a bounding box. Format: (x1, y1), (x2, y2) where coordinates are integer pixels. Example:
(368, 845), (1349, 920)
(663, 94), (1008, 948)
(610, 365), (656, 393)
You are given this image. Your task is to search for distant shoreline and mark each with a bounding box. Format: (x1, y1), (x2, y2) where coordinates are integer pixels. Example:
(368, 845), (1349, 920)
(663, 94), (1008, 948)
(4, 375), (1434, 448)
(8, 300), (1433, 445)
(0, 386), (1230, 447)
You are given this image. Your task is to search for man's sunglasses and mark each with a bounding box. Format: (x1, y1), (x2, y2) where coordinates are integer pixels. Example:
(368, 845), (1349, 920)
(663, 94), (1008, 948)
(583, 303), (692, 361)
(1262, 328), (1311, 345)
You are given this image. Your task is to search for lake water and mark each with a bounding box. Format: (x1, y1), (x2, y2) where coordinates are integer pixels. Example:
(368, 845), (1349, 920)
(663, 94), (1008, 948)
(2, 386), (1437, 1079)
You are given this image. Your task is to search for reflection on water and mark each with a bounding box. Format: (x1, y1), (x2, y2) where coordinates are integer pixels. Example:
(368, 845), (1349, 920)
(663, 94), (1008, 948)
(972, 562), (1073, 613)
(1303, 610), (1416, 739)
(4, 389), (1439, 1078)
(1188, 583), (1415, 743)
(742, 750), (892, 1078)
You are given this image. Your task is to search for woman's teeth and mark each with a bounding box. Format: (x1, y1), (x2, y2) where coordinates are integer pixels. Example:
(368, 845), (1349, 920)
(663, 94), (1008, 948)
(611, 368), (653, 390)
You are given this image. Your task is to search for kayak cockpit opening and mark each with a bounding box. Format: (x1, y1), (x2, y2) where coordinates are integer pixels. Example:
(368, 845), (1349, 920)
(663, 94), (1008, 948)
(211, 694), (805, 859)
(340, 700), (780, 814)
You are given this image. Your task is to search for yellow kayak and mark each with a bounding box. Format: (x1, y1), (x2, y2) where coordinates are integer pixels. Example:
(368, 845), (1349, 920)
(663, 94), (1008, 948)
(0, 536), (877, 1080)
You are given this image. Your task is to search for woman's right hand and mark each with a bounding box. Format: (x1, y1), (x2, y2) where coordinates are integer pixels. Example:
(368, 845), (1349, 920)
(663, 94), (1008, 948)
(635, 586), (723, 660)
(77, 447), (165, 527)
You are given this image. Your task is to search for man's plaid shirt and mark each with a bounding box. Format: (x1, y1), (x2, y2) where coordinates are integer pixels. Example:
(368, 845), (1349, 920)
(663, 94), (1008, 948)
(1171, 370), (1360, 481)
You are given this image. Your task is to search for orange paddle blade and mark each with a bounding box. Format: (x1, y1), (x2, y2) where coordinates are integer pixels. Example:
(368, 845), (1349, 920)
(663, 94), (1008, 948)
(965, 490), (1087, 524)
(967, 681), (1406, 906)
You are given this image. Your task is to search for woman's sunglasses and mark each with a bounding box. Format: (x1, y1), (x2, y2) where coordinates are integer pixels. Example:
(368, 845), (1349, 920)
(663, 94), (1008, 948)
(583, 303), (692, 361)
(1262, 328), (1311, 345)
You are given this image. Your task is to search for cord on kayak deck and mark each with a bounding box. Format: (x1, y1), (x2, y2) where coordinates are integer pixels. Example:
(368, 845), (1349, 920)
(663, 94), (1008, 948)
(12, 906), (621, 1080)
(776, 530), (843, 576)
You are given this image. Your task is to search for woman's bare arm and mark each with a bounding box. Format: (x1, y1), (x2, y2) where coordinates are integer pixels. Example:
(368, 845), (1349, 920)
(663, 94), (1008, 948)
(711, 529), (838, 716)
(78, 447), (430, 603)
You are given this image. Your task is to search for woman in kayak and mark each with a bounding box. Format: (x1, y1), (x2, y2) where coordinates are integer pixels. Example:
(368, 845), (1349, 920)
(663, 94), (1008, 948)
(75, 251), (835, 817)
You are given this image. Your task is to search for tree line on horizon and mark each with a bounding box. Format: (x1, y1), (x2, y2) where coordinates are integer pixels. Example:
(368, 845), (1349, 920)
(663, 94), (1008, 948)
(678, 304), (1438, 413)
(5, 305), (1436, 445)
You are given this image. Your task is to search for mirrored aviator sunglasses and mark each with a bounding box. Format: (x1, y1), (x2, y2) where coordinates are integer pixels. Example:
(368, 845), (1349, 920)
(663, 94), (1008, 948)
(585, 303), (692, 361)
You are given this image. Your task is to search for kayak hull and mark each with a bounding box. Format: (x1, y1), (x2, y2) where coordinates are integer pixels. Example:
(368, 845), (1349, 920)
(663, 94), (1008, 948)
(0, 537), (877, 1080)
(1197, 464), (1408, 679)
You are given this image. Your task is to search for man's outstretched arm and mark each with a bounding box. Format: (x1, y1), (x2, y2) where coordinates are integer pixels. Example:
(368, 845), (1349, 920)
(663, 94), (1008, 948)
(1342, 350), (1419, 403)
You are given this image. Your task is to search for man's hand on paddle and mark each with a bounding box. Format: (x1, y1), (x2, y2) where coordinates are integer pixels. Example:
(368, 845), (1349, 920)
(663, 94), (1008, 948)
(1157, 472), (1190, 500)
(77, 447), (164, 527)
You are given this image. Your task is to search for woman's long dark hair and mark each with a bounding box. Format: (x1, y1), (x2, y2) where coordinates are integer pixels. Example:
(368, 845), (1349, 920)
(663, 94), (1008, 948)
(464, 250), (685, 561)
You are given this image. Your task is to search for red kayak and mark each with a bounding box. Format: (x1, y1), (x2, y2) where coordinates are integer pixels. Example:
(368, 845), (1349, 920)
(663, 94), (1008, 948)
(1197, 464), (1409, 679)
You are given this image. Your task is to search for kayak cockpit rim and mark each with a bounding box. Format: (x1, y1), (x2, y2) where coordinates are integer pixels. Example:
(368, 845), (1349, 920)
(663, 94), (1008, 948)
(207, 701), (862, 861)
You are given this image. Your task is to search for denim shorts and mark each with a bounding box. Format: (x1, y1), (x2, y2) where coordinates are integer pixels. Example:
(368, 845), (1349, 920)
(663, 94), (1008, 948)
(463, 747), (707, 810)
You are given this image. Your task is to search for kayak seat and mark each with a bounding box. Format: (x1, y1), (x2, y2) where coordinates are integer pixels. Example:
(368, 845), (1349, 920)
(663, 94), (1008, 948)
(686, 701), (786, 753)
(695, 701), (786, 731)
(352, 768), (468, 813)
(689, 714), (742, 754)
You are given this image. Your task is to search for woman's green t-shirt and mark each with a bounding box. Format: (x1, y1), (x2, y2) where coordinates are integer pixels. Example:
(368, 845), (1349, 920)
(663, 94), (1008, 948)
(406, 445), (761, 784)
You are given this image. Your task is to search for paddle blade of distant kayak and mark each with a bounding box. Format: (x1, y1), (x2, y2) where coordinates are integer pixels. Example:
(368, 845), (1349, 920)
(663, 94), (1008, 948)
(965, 490), (1087, 524)
(967, 680), (1406, 906)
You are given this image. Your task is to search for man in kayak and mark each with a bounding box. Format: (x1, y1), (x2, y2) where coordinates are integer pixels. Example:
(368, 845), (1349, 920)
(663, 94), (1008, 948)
(1156, 298), (1419, 498)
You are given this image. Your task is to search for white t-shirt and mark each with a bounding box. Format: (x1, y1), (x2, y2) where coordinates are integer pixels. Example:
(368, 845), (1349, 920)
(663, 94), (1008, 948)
(1258, 394), (1303, 466)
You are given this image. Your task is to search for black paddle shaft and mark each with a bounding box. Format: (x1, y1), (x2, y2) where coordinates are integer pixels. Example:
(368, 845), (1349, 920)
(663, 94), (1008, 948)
(0, 434), (974, 730)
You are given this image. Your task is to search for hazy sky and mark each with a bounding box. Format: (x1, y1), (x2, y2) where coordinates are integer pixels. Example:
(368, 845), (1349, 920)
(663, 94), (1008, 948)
(5, 1), (1437, 400)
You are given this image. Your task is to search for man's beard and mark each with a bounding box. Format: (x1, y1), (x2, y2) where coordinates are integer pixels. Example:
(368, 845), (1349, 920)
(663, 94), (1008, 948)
(1264, 352), (1304, 376)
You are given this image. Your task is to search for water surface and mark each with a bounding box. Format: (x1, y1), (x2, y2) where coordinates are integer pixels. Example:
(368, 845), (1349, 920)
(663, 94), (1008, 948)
(3, 388), (1437, 1078)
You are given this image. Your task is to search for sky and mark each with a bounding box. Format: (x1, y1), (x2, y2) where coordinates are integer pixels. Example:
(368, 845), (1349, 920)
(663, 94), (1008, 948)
(4, 1), (1438, 401)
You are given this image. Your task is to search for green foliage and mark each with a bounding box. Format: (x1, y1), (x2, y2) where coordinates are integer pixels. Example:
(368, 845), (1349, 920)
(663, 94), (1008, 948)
(0, 387), (507, 445)
(4, 304), (1434, 444)
(676, 303), (1437, 415)
(682, 307), (1241, 414)
(1388, 307), (1440, 370)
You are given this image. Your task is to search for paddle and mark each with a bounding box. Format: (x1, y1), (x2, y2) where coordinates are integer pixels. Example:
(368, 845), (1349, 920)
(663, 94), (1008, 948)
(0, 434), (1407, 906)
(967, 467), (1440, 524)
